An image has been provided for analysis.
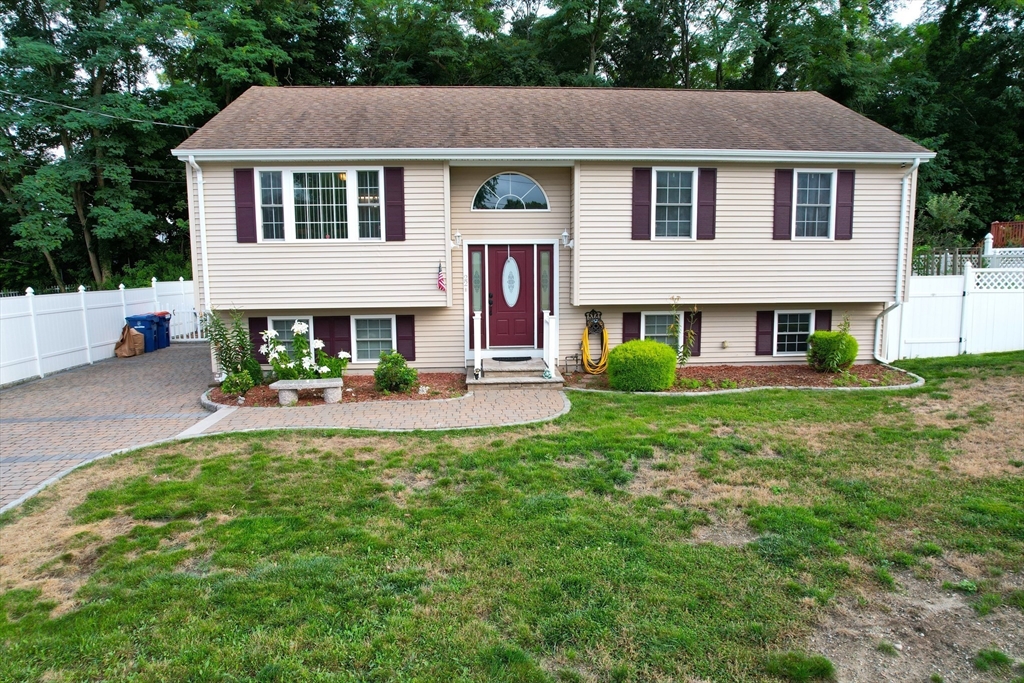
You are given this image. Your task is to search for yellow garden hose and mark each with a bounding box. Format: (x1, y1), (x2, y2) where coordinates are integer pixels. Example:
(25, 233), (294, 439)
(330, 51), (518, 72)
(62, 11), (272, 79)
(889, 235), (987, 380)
(582, 326), (609, 374)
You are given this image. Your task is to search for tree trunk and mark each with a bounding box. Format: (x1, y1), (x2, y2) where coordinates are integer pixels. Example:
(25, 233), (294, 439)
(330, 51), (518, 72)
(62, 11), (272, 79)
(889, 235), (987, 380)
(42, 249), (65, 291)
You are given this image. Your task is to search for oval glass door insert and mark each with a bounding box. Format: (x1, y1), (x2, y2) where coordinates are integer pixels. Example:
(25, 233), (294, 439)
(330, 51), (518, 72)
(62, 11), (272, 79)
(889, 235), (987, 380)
(502, 256), (520, 307)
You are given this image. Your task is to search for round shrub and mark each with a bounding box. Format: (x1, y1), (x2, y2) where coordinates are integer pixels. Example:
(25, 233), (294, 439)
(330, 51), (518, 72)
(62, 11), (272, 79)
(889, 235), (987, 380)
(221, 371), (254, 396)
(607, 339), (677, 392)
(806, 331), (859, 373)
(374, 350), (418, 393)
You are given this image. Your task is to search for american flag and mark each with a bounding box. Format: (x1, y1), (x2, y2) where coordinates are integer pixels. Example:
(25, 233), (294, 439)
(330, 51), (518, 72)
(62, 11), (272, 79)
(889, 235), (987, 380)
(437, 262), (446, 292)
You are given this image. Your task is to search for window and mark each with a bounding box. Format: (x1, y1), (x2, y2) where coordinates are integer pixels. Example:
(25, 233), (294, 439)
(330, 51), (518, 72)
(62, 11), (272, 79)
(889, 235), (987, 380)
(653, 169), (696, 239)
(775, 311), (813, 354)
(294, 172), (347, 239)
(255, 168), (385, 242)
(259, 171), (284, 240)
(269, 317), (313, 356)
(643, 313), (678, 347)
(794, 171), (834, 238)
(354, 317), (395, 362)
(357, 171), (381, 238)
(473, 173), (549, 210)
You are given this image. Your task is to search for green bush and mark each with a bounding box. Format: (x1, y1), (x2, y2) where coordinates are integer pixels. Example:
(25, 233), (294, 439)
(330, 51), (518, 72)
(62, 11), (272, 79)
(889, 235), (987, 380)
(242, 357), (263, 386)
(607, 340), (677, 392)
(220, 372), (254, 396)
(374, 350), (418, 393)
(806, 331), (859, 373)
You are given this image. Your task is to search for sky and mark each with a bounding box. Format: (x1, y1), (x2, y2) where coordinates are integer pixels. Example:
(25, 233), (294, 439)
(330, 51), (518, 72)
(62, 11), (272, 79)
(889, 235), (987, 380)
(894, 0), (927, 26)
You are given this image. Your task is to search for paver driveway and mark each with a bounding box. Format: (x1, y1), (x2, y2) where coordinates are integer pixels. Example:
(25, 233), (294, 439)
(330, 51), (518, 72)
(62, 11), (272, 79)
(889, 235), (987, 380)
(0, 344), (213, 510)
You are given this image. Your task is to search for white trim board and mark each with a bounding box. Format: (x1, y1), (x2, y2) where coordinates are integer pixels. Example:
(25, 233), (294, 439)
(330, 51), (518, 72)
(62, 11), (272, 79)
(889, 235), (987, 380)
(173, 147), (935, 165)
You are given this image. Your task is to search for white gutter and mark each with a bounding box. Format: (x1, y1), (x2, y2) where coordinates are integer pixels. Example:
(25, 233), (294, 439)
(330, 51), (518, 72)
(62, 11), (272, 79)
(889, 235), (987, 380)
(875, 157), (922, 363)
(172, 146), (936, 165)
(187, 155), (212, 315)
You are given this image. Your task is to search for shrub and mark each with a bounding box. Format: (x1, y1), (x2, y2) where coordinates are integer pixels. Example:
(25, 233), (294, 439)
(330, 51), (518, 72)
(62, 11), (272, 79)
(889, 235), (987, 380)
(806, 316), (858, 373)
(220, 372), (253, 396)
(205, 310), (256, 377)
(242, 357), (264, 386)
(607, 340), (677, 392)
(374, 350), (418, 393)
(260, 320), (349, 381)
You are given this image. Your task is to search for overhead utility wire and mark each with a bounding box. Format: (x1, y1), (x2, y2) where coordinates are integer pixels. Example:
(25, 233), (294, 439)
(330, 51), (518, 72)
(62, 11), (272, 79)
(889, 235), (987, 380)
(0, 89), (197, 130)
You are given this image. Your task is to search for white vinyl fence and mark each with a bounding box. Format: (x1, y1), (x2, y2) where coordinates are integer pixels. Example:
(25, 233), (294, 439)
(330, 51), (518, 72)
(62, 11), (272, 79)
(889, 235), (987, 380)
(895, 263), (1024, 359)
(0, 278), (202, 386)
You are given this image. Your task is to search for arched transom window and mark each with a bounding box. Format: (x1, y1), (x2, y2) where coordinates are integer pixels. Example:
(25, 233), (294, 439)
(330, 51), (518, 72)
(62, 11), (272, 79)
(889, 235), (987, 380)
(473, 173), (549, 210)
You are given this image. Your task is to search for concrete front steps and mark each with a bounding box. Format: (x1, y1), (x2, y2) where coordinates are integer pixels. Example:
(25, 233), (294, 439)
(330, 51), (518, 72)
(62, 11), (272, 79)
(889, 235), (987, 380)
(465, 358), (564, 392)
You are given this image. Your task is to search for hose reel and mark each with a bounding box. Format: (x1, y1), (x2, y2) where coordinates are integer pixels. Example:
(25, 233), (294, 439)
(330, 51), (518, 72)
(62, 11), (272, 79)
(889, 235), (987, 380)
(581, 309), (609, 374)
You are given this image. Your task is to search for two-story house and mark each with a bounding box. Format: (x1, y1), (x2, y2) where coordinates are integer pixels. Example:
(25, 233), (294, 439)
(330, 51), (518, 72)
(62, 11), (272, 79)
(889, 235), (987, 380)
(172, 87), (933, 373)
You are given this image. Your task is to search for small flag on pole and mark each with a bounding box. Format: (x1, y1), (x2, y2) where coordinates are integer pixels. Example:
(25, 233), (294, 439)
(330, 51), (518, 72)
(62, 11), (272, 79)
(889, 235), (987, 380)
(437, 262), (446, 292)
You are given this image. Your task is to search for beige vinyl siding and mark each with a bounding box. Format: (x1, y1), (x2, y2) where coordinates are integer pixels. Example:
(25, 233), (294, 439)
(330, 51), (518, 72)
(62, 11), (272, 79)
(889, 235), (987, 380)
(196, 161), (448, 310)
(556, 303), (881, 366)
(577, 162), (906, 305)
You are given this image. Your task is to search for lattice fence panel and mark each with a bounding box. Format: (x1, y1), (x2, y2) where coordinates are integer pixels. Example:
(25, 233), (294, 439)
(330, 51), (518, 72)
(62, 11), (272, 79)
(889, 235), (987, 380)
(973, 268), (1024, 291)
(991, 249), (1024, 269)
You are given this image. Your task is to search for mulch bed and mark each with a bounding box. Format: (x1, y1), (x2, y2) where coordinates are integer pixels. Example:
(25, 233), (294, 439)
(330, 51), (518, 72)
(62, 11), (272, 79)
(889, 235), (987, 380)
(210, 373), (467, 407)
(564, 364), (915, 392)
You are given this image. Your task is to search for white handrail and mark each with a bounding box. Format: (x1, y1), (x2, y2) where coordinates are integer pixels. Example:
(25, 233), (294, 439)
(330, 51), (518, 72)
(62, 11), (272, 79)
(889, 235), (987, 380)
(473, 311), (482, 378)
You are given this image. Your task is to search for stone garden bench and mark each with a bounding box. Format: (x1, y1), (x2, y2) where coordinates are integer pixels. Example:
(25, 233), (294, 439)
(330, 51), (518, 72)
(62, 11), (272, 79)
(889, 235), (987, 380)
(268, 378), (344, 405)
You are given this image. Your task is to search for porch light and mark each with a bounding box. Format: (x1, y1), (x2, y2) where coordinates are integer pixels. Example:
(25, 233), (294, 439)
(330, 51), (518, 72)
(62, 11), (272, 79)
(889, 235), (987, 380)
(561, 229), (574, 249)
(451, 231), (462, 249)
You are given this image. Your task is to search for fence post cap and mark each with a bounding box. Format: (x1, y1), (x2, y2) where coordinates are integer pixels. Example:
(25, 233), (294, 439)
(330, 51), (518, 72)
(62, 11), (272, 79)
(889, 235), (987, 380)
(179, 276), (185, 282)
(25, 287), (34, 295)
(151, 277), (157, 286)
(119, 283), (125, 290)
(78, 285), (86, 292)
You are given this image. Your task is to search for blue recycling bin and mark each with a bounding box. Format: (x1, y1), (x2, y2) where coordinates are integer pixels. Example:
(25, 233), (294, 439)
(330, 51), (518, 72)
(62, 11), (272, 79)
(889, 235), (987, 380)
(152, 312), (172, 349)
(125, 315), (157, 353)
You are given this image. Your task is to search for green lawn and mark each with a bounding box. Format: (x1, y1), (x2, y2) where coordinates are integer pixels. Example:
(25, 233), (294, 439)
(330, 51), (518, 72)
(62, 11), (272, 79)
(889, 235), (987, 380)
(2, 352), (1022, 682)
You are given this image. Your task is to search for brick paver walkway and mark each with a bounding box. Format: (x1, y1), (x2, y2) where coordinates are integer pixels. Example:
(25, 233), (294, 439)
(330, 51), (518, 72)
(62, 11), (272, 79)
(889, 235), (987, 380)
(0, 344), (570, 512)
(0, 344), (214, 510)
(203, 390), (570, 434)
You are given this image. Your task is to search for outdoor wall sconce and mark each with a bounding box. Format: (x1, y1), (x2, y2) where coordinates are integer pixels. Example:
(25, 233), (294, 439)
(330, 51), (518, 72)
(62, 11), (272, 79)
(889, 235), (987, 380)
(561, 229), (574, 249)
(451, 231), (462, 249)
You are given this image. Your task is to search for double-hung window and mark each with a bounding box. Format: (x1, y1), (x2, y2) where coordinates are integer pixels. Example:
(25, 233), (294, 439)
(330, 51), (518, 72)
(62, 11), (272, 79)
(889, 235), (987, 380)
(774, 311), (813, 355)
(794, 171), (835, 238)
(354, 316), (395, 362)
(653, 169), (697, 239)
(255, 168), (385, 242)
(269, 316), (313, 356)
(643, 313), (678, 347)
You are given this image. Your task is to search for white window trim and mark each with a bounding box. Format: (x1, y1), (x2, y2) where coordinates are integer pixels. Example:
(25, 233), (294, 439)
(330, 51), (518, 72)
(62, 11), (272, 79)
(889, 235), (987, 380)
(650, 167), (698, 241)
(773, 309), (815, 357)
(267, 316), (314, 355)
(641, 311), (681, 347)
(254, 167), (386, 243)
(791, 169), (837, 241)
(470, 172), (552, 213)
(351, 314), (397, 364)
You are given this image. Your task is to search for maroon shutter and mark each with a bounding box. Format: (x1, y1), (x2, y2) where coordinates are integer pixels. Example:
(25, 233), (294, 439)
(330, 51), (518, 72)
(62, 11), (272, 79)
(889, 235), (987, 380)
(623, 312), (641, 342)
(234, 168), (257, 243)
(384, 167), (405, 241)
(773, 169), (793, 240)
(696, 169), (717, 240)
(396, 314), (415, 360)
(835, 170), (855, 240)
(814, 309), (832, 332)
(313, 316), (351, 357)
(248, 316), (268, 362)
(632, 168), (652, 240)
(756, 311), (774, 355)
(682, 311), (702, 356)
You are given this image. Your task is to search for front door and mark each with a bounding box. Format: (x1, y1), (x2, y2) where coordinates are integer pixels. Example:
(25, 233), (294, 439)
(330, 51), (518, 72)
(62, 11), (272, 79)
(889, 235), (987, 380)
(488, 245), (534, 347)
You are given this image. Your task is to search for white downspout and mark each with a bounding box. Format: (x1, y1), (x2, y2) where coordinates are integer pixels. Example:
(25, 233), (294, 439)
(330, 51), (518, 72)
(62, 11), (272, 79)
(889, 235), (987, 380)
(187, 155), (212, 315)
(875, 157), (921, 363)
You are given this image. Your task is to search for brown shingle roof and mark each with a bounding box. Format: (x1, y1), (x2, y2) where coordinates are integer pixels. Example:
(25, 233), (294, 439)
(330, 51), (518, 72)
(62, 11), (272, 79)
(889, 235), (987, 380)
(176, 86), (929, 155)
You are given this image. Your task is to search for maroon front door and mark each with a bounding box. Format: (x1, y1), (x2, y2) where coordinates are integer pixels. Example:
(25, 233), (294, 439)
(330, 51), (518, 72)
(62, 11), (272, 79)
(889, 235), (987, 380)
(488, 245), (534, 347)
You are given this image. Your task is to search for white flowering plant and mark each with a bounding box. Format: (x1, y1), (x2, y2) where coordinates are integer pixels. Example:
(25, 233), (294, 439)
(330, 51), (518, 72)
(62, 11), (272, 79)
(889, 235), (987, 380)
(260, 320), (349, 380)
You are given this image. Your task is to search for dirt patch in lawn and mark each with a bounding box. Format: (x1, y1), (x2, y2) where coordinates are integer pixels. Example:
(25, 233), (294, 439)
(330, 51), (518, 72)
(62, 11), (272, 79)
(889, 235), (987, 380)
(902, 374), (1024, 476)
(564, 364), (915, 392)
(808, 563), (1024, 682)
(210, 372), (468, 407)
(628, 457), (780, 507)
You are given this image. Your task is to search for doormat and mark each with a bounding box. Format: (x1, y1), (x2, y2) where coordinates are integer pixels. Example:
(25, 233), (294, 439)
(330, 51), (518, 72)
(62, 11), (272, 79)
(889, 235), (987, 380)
(493, 356), (532, 362)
